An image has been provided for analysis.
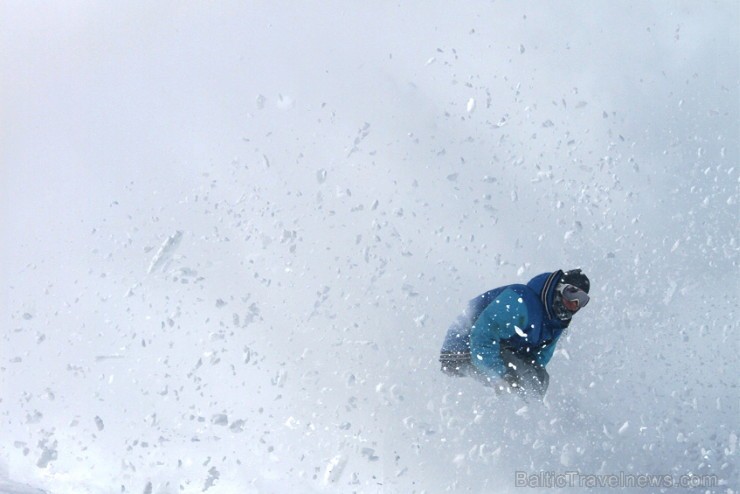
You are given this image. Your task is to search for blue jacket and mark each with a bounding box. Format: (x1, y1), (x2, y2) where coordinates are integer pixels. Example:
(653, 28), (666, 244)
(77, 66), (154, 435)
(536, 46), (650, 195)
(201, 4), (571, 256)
(440, 271), (569, 380)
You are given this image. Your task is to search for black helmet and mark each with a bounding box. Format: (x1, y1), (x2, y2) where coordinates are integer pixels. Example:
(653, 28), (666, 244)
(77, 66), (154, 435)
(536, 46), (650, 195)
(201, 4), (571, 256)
(561, 269), (590, 294)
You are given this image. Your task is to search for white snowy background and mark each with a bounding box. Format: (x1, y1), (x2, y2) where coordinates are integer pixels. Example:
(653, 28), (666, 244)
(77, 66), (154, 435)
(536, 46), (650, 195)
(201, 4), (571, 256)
(1, 2), (738, 493)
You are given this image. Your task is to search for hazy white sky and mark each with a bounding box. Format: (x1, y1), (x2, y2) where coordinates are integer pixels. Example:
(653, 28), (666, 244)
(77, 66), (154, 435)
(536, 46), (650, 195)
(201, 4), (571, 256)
(2, 2), (737, 273)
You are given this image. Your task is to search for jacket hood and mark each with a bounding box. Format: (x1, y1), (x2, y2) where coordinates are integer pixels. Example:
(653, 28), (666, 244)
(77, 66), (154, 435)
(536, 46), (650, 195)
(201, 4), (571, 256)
(527, 270), (568, 324)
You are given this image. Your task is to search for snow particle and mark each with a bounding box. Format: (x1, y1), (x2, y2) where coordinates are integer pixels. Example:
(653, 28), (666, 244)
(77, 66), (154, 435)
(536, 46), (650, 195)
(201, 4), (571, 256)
(230, 419), (245, 432)
(36, 444), (58, 468)
(147, 231), (183, 275)
(211, 414), (228, 426)
(323, 454), (348, 484)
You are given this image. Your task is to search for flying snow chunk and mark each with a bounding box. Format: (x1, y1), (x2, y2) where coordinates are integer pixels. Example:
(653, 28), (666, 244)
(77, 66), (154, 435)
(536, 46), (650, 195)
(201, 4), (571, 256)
(124, 282), (139, 297)
(211, 414), (228, 426)
(323, 454), (348, 484)
(361, 447), (379, 461)
(36, 445), (57, 468)
(466, 98), (476, 113)
(203, 467), (220, 491)
(229, 419), (245, 432)
(147, 231), (183, 274)
(256, 94), (266, 109)
(514, 326), (527, 338)
(285, 416), (299, 429)
(618, 421), (630, 435)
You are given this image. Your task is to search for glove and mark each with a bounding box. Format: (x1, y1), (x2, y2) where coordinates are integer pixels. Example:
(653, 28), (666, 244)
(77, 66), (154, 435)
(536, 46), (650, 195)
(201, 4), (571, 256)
(503, 371), (520, 389)
(490, 372), (520, 395)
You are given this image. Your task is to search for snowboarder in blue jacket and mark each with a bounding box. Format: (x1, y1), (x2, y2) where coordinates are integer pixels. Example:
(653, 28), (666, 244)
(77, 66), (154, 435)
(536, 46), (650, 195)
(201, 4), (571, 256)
(439, 269), (590, 399)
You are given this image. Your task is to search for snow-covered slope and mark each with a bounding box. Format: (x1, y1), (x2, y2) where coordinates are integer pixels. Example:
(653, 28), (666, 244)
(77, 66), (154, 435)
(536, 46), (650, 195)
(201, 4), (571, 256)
(1, 2), (737, 493)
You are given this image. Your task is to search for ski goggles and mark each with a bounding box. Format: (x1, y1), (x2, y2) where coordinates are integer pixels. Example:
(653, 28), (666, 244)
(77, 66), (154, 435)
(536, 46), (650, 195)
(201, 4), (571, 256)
(560, 284), (590, 312)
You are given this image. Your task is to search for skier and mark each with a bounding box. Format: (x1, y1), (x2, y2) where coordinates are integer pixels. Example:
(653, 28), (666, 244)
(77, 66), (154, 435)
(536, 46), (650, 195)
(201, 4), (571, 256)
(439, 269), (590, 399)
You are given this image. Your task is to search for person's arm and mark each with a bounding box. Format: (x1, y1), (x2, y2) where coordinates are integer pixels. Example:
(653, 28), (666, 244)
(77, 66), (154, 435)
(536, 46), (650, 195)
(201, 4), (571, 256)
(469, 288), (526, 380)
